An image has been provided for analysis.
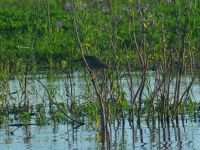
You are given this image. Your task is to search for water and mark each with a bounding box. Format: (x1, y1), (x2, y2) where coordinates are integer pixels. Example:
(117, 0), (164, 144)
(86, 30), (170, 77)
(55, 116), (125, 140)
(3, 71), (200, 106)
(0, 72), (200, 149)
(0, 118), (200, 149)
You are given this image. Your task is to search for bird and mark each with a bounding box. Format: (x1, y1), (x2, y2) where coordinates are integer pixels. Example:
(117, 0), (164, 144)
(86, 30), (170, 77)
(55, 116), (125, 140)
(76, 55), (108, 70)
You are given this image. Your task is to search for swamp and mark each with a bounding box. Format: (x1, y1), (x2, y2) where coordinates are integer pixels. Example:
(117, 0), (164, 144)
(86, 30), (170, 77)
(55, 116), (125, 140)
(0, 0), (200, 149)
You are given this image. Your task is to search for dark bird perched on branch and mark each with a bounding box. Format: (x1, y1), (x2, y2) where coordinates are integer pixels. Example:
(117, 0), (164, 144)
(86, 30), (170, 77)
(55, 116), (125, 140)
(77, 55), (108, 70)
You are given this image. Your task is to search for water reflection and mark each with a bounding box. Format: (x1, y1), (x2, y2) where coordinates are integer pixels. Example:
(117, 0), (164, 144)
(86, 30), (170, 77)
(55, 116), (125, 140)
(0, 118), (200, 149)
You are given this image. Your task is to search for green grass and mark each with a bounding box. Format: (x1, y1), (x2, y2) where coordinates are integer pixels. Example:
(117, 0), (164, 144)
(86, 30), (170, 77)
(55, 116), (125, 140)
(0, 0), (198, 72)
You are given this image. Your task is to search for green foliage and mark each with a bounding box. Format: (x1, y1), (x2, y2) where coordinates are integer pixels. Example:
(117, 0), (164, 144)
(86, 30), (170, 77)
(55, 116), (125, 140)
(36, 114), (46, 125)
(186, 101), (199, 115)
(18, 112), (32, 125)
(36, 104), (46, 114)
(52, 112), (67, 123)
(0, 0), (199, 71)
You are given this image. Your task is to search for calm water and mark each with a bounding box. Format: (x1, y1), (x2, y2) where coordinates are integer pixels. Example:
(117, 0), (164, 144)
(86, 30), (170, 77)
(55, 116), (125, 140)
(0, 118), (200, 150)
(0, 72), (200, 149)
(3, 71), (200, 105)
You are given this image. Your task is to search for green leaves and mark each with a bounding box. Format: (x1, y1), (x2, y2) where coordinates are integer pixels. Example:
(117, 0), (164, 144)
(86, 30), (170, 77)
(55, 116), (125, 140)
(61, 60), (68, 69)
(18, 112), (32, 125)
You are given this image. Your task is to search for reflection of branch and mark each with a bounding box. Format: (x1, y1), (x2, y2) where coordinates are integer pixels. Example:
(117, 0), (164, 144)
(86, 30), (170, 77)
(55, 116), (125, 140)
(8, 123), (37, 127)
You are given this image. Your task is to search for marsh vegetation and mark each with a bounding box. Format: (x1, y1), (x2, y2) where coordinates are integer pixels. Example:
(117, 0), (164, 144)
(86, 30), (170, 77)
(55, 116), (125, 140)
(0, 0), (200, 149)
